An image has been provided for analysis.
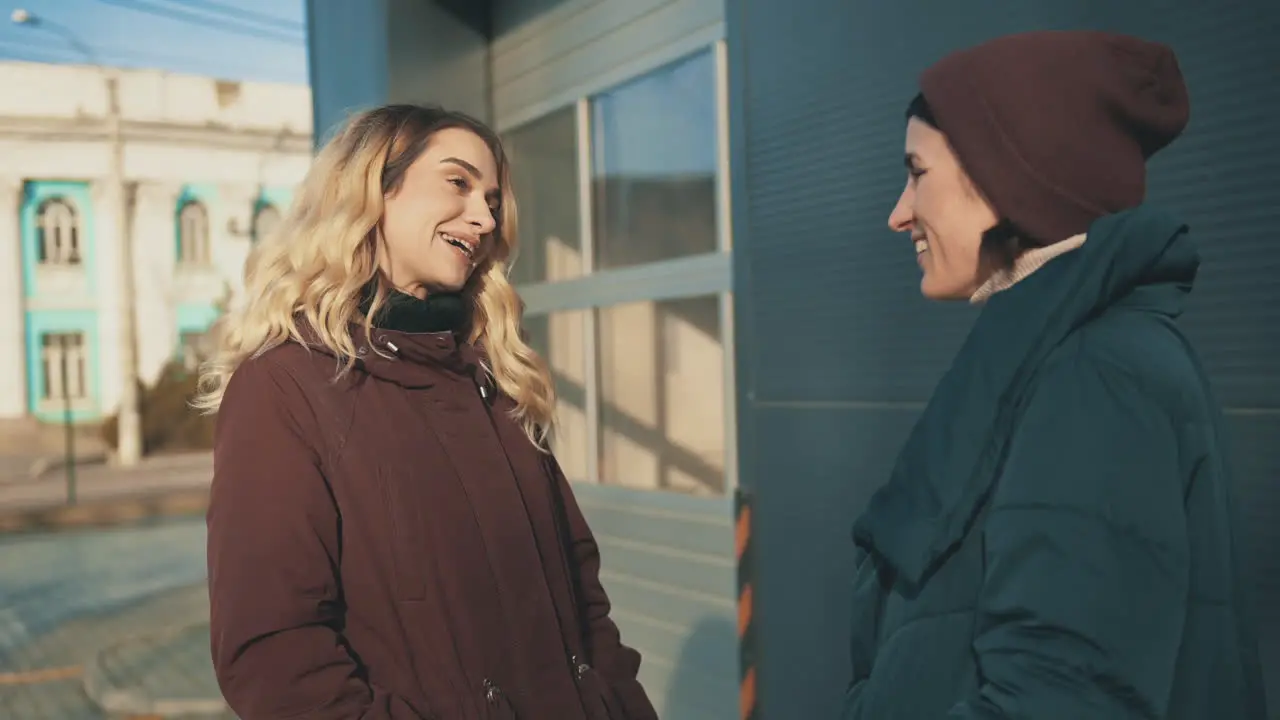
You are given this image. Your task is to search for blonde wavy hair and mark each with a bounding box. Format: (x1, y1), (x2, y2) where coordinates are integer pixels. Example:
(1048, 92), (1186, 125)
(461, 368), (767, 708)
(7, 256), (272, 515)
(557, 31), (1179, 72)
(193, 104), (557, 447)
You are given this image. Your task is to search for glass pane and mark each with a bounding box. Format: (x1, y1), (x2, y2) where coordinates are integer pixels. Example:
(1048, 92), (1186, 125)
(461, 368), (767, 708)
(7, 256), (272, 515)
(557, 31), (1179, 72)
(524, 310), (589, 481)
(596, 295), (725, 495)
(590, 50), (718, 270)
(503, 106), (583, 285)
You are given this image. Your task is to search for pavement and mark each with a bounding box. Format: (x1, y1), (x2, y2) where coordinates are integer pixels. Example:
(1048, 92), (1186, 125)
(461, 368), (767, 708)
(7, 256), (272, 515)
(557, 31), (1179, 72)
(0, 452), (213, 534)
(0, 452), (231, 718)
(1, 582), (229, 719)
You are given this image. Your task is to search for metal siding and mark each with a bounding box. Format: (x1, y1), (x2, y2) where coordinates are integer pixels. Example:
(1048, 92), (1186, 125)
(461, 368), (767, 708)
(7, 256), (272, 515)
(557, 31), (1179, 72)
(572, 481), (738, 720)
(729, 0), (1280, 716)
(304, 0), (390, 147)
(491, 0), (724, 130)
(386, 0), (491, 122)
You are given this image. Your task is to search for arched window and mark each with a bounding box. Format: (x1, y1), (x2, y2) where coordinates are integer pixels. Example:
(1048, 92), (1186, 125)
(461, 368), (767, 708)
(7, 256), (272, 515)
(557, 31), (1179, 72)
(253, 203), (281, 243)
(177, 200), (210, 265)
(37, 197), (81, 266)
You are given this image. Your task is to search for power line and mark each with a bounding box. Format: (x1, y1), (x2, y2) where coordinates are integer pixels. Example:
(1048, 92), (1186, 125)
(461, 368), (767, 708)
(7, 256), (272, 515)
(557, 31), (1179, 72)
(91, 0), (304, 44)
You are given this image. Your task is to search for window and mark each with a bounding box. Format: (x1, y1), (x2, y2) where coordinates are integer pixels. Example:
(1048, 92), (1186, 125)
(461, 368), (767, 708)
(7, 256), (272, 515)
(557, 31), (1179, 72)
(510, 45), (732, 496)
(40, 332), (88, 404)
(253, 203), (281, 243)
(524, 310), (590, 480)
(590, 50), (718, 270)
(36, 197), (82, 266)
(597, 296), (724, 495)
(503, 106), (583, 284)
(177, 200), (210, 265)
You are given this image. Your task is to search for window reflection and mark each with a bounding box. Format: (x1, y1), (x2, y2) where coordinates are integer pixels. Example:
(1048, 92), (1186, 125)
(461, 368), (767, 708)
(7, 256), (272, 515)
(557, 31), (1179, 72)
(524, 310), (590, 480)
(503, 106), (583, 284)
(596, 295), (724, 494)
(591, 49), (718, 270)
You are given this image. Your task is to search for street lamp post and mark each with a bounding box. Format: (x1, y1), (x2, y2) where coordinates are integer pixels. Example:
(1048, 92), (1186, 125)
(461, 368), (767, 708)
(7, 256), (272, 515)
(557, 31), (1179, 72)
(12, 8), (143, 468)
(59, 335), (77, 504)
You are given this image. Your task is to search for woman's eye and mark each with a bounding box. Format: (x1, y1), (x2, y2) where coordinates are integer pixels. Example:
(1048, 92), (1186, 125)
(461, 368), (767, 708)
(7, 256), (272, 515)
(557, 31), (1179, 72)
(448, 177), (468, 190)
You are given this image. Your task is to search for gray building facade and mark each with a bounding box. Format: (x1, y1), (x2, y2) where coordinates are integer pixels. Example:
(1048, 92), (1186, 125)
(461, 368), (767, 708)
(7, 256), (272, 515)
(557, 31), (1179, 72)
(305, 1), (1280, 717)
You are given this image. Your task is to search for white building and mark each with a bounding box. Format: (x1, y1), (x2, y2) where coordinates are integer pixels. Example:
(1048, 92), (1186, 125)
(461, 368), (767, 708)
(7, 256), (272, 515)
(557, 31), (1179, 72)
(0, 60), (312, 424)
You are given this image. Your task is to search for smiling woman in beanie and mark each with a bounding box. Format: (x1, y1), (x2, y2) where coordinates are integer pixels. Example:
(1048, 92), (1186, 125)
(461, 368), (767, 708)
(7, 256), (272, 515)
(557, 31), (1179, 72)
(843, 31), (1267, 719)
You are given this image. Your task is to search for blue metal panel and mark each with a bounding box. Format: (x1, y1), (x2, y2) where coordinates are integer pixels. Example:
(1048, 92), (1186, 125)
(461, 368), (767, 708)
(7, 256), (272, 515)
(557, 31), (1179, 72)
(304, 0), (390, 147)
(19, 181), (96, 299)
(728, 0), (1280, 716)
(24, 309), (101, 422)
(571, 482), (738, 720)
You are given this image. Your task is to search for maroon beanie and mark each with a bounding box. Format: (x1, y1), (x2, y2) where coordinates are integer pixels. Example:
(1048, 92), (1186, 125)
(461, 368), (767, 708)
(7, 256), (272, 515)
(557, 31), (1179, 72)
(919, 30), (1190, 244)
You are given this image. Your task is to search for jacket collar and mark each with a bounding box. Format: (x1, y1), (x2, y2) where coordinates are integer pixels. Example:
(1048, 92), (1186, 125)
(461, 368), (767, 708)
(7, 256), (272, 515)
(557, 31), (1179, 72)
(852, 206), (1196, 589)
(292, 289), (488, 390)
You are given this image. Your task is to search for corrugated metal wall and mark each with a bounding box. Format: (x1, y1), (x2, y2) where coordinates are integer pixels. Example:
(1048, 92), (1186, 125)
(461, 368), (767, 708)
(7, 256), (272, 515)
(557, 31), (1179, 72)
(573, 484), (737, 720)
(726, 1), (1280, 717)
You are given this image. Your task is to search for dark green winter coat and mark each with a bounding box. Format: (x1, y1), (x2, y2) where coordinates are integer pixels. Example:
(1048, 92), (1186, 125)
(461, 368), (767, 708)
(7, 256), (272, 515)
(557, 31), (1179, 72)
(843, 206), (1267, 719)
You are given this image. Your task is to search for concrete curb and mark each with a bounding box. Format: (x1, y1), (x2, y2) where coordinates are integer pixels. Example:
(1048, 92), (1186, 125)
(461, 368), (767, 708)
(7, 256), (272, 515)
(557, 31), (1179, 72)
(81, 621), (230, 719)
(0, 488), (210, 535)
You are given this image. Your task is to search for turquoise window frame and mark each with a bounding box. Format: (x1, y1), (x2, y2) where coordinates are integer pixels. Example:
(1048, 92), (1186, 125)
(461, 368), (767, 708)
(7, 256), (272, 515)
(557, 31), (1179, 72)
(25, 309), (101, 422)
(19, 180), (97, 298)
(174, 183), (219, 263)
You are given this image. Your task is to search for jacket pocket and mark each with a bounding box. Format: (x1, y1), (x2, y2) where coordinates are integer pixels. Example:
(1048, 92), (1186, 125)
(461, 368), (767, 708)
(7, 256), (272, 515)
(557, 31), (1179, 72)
(572, 657), (621, 720)
(377, 467), (430, 601)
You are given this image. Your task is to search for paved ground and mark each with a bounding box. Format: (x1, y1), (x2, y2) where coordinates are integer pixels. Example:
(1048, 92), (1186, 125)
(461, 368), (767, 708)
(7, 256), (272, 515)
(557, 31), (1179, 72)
(0, 452), (213, 535)
(0, 515), (226, 718)
(0, 452), (212, 511)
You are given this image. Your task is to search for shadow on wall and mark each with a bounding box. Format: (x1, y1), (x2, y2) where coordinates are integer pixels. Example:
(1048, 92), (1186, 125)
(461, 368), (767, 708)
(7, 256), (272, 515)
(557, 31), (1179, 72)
(663, 613), (739, 720)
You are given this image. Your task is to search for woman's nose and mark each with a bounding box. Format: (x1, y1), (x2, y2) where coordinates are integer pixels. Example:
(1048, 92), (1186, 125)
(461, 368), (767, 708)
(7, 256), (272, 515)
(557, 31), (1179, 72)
(467, 201), (496, 235)
(888, 185), (913, 232)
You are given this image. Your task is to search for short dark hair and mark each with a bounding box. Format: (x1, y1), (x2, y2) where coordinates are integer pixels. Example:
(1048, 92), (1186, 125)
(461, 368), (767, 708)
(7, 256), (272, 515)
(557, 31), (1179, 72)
(904, 93), (1044, 272)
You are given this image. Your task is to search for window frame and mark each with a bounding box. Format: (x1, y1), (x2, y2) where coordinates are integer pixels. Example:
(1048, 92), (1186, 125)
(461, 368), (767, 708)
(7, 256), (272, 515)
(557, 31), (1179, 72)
(177, 200), (211, 267)
(38, 331), (91, 411)
(501, 40), (736, 494)
(36, 197), (82, 266)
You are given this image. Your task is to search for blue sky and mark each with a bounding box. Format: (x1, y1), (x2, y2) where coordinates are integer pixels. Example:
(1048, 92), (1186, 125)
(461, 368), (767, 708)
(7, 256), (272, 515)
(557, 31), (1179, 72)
(0, 0), (308, 84)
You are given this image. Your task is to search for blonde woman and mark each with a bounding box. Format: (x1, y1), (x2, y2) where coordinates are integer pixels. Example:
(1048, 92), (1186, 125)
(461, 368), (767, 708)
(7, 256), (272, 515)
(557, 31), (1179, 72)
(198, 104), (656, 720)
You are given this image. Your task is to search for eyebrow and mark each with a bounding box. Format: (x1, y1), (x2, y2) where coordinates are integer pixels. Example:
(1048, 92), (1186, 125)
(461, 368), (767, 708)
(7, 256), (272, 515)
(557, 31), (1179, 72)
(441, 156), (483, 179)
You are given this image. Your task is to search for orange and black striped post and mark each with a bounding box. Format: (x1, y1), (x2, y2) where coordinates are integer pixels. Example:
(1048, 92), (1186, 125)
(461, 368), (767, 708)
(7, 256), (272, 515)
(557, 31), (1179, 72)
(735, 487), (758, 720)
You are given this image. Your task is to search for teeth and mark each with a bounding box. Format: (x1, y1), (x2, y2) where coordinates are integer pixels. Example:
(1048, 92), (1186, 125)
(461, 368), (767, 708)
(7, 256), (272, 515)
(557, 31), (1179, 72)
(442, 233), (474, 258)
(914, 239), (928, 255)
